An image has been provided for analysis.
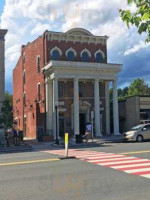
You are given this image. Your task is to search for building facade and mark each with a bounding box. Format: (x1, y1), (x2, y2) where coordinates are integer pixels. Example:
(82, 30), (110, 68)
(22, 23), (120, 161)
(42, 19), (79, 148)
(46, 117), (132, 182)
(119, 96), (150, 133)
(0, 29), (7, 112)
(13, 28), (122, 140)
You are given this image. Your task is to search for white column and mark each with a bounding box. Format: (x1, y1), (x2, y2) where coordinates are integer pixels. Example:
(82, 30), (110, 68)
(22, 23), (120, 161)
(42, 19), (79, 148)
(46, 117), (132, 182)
(113, 79), (120, 135)
(53, 78), (58, 139)
(105, 81), (110, 135)
(94, 78), (102, 137)
(74, 77), (79, 135)
(46, 80), (53, 134)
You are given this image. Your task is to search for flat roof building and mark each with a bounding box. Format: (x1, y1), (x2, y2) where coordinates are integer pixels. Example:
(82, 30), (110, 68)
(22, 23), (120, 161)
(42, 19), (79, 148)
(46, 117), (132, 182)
(0, 29), (7, 112)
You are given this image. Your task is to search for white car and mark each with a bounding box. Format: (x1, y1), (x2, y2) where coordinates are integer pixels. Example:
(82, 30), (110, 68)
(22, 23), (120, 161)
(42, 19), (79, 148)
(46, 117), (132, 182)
(122, 124), (150, 142)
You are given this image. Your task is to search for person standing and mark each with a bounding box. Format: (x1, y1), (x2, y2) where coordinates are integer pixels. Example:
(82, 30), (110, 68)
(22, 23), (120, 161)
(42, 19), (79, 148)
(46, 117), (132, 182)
(13, 128), (19, 146)
(85, 122), (92, 142)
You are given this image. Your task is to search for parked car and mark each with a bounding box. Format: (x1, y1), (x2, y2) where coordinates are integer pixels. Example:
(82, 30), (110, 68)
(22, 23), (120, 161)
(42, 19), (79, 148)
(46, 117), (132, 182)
(140, 120), (150, 124)
(122, 124), (150, 142)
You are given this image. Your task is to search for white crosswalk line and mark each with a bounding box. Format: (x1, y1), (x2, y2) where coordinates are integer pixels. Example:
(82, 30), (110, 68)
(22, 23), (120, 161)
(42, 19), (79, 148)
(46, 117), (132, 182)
(87, 157), (136, 163)
(141, 174), (150, 179)
(77, 154), (125, 159)
(125, 168), (150, 173)
(111, 162), (150, 169)
(97, 159), (149, 166)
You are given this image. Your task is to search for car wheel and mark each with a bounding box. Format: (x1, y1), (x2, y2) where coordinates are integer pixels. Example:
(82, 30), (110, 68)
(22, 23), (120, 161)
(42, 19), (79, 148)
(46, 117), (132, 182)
(136, 135), (143, 142)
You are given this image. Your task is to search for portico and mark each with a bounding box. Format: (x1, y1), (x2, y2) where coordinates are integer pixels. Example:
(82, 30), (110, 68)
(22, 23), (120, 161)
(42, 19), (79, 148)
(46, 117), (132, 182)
(44, 60), (122, 138)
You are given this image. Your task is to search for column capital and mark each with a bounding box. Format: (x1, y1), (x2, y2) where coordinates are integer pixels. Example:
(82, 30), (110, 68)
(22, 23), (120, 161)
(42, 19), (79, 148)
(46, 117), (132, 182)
(94, 78), (99, 82)
(74, 77), (79, 81)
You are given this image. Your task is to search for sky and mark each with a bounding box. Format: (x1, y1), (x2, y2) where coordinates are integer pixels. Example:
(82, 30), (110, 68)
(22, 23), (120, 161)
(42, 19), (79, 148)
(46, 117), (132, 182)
(0, 0), (150, 94)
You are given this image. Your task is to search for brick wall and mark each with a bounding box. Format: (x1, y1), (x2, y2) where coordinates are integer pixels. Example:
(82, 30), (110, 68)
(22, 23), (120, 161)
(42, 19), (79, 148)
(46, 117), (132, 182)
(46, 40), (107, 64)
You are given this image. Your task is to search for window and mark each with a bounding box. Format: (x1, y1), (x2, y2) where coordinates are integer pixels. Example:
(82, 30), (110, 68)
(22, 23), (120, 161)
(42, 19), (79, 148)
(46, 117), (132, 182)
(51, 47), (62, 60)
(66, 48), (77, 61)
(96, 53), (103, 63)
(37, 56), (40, 73)
(94, 49), (105, 63)
(82, 52), (89, 62)
(58, 82), (65, 98)
(23, 70), (26, 84)
(23, 92), (26, 106)
(81, 49), (91, 62)
(79, 82), (84, 97)
(67, 51), (75, 61)
(37, 84), (41, 101)
(23, 53), (25, 65)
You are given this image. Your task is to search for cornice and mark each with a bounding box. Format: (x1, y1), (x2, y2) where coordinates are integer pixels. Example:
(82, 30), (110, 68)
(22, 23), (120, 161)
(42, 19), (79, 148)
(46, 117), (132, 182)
(46, 31), (108, 45)
(0, 29), (7, 40)
(43, 60), (122, 73)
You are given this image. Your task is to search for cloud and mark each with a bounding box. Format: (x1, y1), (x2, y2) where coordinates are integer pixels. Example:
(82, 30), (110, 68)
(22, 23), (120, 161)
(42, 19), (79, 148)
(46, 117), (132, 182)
(124, 41), (150, 55)
(30, 23), (51, 35)
(0, 0), (150, 92)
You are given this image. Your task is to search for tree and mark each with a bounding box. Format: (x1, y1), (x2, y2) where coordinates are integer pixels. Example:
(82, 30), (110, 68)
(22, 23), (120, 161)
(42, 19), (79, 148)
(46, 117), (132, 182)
(119, 0), (150, 42)
(127, 78), (149, 96)
(0, 92), (13, 129)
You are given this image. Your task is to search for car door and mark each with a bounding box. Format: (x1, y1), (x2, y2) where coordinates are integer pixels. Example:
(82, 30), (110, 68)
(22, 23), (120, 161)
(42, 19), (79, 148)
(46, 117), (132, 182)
(141, 125), (150, 139)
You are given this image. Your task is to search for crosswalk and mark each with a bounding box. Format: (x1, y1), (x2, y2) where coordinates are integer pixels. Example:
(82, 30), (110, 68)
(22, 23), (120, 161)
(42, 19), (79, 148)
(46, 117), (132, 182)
(44, 149), (150, 179)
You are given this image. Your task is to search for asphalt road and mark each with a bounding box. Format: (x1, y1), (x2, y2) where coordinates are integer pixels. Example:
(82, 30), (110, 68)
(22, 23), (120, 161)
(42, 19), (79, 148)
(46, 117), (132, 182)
(1, 142), (150, 200)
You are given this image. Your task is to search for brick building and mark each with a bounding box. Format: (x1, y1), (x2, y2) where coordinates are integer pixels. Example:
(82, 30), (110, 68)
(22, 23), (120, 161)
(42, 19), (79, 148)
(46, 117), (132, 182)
(0, 29), (7, 112)
(13, 28), (122, 140)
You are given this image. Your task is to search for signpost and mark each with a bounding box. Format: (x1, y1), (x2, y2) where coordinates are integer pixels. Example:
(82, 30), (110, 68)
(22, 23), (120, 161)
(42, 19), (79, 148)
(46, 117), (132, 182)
(65, 133), (69, 157)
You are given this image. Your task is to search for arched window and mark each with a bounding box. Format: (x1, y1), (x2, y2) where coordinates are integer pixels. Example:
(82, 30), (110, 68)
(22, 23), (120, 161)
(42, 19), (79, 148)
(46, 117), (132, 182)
(66, 48), (77, 61)
(37, 56), (40, 73)
(96, 53), (102, 63)
(51, 47), (62, 60)
(67, 51), (75, 61)
(81, 49), (91, 62)
(95, 49), (105, 63)
(82, 52), (89, 62)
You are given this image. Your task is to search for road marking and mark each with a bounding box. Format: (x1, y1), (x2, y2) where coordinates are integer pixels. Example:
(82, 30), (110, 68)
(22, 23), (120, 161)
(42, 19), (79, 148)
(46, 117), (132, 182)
(121, 150), (150, 155)
(45, 149), (150, 180)
(111, 162), (150, 169)
(0, 158), (60, 167)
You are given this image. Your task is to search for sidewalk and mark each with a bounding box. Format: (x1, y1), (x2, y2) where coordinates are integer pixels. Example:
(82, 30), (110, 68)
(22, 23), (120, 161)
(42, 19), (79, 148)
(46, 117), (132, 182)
(25, 135), (123, 151)
(0, 143), (32, 153)
(101, 135), (123, 143)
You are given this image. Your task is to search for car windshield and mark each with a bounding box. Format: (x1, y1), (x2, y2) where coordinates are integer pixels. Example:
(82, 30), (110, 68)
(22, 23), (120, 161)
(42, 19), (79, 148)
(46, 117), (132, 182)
(131, 125), (143, 131)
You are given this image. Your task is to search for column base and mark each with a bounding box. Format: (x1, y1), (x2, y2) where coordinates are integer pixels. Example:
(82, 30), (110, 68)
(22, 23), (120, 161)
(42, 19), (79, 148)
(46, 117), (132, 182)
(113, 132), (121, 136)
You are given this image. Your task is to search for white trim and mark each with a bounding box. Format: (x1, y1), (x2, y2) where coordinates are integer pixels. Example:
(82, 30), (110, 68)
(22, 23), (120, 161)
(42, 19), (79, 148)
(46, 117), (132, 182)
(43, 60), (122, 74)
(94, 49), (105, 59)
(65, 47), (77, 58)
(37, 82), (40, 88)
(80, 48), (91, 58)
(66, 28), (93, 36)
(50, 46), (62, 56)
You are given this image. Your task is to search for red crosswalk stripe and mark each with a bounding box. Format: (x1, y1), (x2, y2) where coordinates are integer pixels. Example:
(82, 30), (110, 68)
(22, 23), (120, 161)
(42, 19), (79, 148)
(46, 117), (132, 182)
(44, 149), (150, 179)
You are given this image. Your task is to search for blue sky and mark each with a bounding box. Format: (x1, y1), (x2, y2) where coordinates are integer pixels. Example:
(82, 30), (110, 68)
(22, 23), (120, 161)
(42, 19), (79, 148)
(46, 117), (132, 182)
(0, 0), (150, 94)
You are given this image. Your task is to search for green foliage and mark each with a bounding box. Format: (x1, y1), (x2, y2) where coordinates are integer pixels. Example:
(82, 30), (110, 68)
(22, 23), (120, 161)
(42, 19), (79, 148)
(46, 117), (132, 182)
(0, 92), (13, 129)
(119, 0), (150, 42)
(127, 78), (149, 96)
(109, 78), (150, 102)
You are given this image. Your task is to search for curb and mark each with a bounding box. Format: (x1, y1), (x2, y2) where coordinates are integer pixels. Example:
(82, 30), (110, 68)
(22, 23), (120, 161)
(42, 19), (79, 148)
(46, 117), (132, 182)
(0, 145), (33, 153)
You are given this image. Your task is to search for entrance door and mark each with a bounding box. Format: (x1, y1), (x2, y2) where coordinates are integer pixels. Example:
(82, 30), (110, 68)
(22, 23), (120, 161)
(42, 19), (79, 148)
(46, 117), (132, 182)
(59, 118), (65, 138)
(80, 113), (86, 135)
